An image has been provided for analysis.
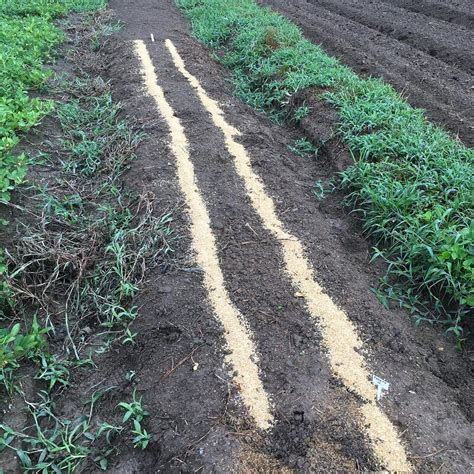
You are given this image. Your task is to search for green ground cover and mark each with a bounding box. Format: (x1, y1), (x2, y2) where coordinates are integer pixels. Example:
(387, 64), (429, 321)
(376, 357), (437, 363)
(0, 0), (106, 200)
(177, 0), (473, 339)
(1, 4), (169, 468)
(0, 0), (106, 342)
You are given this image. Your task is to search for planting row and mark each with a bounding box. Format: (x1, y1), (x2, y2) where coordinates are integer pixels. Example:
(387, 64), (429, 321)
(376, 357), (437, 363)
(0, 2), (171, 470)
(177, 0), (473, 339)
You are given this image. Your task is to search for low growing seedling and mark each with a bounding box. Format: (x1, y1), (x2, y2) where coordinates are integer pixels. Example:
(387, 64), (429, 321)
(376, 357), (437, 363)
(288, 137), (318, 157)
(131, 419), (151, 450)
(118, 388), (152, 450)
(0, 317), (48, 393)
(293, 105), (310, 123)
(35, 354), (70, 392)
(313, 179), (336, 200)
(122, 327), (138, 345)
(118, 388), (148, 423)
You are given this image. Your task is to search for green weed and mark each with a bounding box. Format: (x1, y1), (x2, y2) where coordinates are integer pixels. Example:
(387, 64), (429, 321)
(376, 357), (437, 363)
(0, 388), (118, 472)
(1, 70), (170, 466)
(289, 137), (318, 157)
(118, 389), (152, 450)
(0, 0), (106, 204)
(0, 318), (48, 394)
(293, 105), (310, 123)
(6, 83), (172, 359)
(313, 179), (336, 200)
(35, 355), (71, 392)
(58, 94), (144, 179)
(177, 0), (474, 337)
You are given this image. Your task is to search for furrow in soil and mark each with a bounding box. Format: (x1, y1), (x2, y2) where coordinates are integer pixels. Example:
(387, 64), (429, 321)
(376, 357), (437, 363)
(383, 0), (474, 29)
(260, 0), (474, 147)
(165, 39), (411, 472)
(133, 39), (273, 430)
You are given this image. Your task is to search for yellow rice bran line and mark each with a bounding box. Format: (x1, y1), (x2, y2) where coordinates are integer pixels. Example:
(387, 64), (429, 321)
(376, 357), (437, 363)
(134, 39), (273, 430)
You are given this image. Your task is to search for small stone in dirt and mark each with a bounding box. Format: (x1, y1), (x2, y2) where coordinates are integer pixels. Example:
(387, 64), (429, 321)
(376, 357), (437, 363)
(82, 326), (92, 334)
(293, 410), (304, 423)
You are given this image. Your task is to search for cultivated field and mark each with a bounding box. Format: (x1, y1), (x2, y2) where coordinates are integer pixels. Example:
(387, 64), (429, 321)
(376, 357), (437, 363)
(0, 0), (472, 472)
(263, 0), (474, 146)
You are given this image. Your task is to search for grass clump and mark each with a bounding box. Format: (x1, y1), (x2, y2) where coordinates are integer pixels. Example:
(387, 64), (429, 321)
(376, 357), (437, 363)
(177, 0), (474, 337)
(289, 137), (318, 157)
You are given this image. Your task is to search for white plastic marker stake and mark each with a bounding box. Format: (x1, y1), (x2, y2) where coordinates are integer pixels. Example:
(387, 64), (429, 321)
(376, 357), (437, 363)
(372, 375), (390, 401)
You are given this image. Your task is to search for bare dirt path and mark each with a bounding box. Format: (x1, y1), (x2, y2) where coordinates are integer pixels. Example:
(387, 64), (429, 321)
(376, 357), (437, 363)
(261, 0), (474, 147)
(76, 0), (474, 470)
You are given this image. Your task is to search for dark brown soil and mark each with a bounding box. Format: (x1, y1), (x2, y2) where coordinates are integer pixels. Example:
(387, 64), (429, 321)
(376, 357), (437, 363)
(2, 0), (473, 472)
(384, 0), (474, 29)
(261, 0), (474, 147)
(86, 0), (472, 471)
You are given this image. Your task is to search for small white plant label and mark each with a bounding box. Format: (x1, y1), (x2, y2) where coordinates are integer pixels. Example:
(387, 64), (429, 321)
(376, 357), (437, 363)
(372, 375), (389, 401)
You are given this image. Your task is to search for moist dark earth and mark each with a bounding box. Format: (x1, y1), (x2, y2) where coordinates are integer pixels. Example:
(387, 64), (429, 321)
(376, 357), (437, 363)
(261, 0), (474, 148)
(2, 0), (473, 472)
(88, 0), (473, 470)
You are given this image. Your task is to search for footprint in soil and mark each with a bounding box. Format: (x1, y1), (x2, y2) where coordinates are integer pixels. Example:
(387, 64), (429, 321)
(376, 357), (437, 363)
(143, 325), (182, 344)
(157, 325), (182, 344)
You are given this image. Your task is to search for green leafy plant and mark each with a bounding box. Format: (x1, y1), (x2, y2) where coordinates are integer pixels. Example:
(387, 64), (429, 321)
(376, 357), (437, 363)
(118, 389), (149, 423)
(0, 318), (47, 372)
(131, 419), (151, 450)
(313, 179), (336, 200)
(293, 105), (310, 123)
(0, 4), (169, 472)
(0, 388), (119, 472)
(0, 0), (107, 321)
(0, 317), (48, 394)
(118, 389), (152, 450)
(177, 0), (474, 338)
(35, 354), (70, 392)
(288, 137), (318, 157)
(122, 327), (138, 345)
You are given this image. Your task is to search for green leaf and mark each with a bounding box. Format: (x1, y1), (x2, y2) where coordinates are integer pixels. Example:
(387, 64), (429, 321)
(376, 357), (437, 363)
(16, 449), (32, 467)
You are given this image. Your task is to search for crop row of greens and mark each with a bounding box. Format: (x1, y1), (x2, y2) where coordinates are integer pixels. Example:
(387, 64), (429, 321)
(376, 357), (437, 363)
(176, 0), (473, 337)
